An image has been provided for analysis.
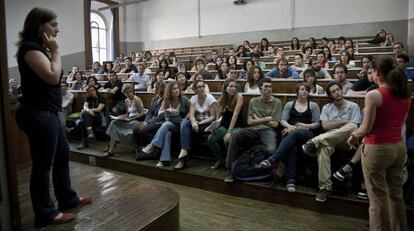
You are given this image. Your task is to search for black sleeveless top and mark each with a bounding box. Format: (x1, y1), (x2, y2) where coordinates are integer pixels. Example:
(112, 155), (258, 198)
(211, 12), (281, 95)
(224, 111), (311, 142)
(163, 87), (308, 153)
(287, 101), (312, 125)
(221, 107), (242, 129)
(17, 41), (62, 112)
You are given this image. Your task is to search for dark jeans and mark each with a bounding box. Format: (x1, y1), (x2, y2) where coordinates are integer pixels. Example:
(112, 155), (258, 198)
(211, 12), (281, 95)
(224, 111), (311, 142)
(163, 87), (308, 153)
(15, 104), (79, 221)
(180, 119), (210, 151)
(79, 110), (105, 143)
(268, 128), (314, 184)
(133, 122), (162, 147)
(226, 127), (277, 168)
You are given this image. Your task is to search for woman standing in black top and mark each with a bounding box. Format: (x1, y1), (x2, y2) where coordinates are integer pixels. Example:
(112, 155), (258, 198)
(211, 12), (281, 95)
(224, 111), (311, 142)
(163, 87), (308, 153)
(15, 7), (91, 227)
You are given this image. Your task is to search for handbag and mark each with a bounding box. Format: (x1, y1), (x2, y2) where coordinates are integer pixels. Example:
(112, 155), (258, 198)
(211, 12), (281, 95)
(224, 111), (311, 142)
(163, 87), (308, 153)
(165, 110), (182, 125)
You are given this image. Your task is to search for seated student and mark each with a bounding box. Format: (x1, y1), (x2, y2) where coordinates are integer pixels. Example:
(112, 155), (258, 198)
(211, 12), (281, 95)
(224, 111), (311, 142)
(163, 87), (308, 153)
(316, 51), (330, 69)
(69, 71), (84, 90)
(103, 62), (114, 74)
(120, 57), (138, 73)
(302, 46), (313, 62)
(174, 80), (218, 170)
(103, 71), (125, 115)
(177, 62), (191, 79)
(227, 55), (239, 70)
(144, 51), (153, 62)
(142, 81), (190, 167)
(214, 56), (224, 70)
(347, 64), (377, 96)
(275, 46), (285, 59)
(133, 81), (166, 158)
(207, 49), (219, 64)
(147, 70), (166, 93)
(366, 28), (386, 45)
(319, 37), (329, 48)
(245, 66), (263, 95)
(251, 44), (263, 57)
(357, 55), (373, 78)
(393, 42), (414, 67)
(331, 63), (353, 95)
(321, 46), (334, 61)
(67, 65), (80, 82)
(329, 41), (338, 56)
(337, 36), (346, 51)
(303, 58), (332, 79)
(92, 61), (104, 74)
(344, 38), (354, 50)
(216, 62), (229, 80)
(250, 53), (265, 70)
(83, 76), (102, 91)
(303, 69), (324, 95)
(224, 77), (282, 182)
(292, 53), (307, 72)
(259, 83), (321, 192)
(226, 67), (243, 92)
(208, 79), (244, 169)
(159, 59), (172, 79)
(239, 60), (254, 79)
(308, 37), (317, 49)
(346, 46), (356, 61)
(187, 74), (210, 93)
(302, 81), (362, 202)
(339, 50), (356, 68)
(175, 72), (190, 92)
(190, 58), (213, 81)
(59, 81), (74, 128)
(236, 45), (248, 58)
(396, 54), (414, 80)
(112, 61), (122, 73)
(243, 40), (253, 52)
(8, 78), (21, 97)
(290, 37), (301, 50)
(265, 57), (299, 79)
(260, 38), (270, 52)
(128, 63), (149, 91)
(228, 48), (237, 57)
(103, 84), (145, 157)
(77, 86), (106, 149)
(167, 52), (177, 67)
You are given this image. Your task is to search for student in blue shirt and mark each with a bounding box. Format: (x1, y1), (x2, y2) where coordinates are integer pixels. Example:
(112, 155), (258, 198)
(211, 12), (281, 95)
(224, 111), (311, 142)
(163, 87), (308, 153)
(396, 54), (414, 80)
(265, 57), (299, 79)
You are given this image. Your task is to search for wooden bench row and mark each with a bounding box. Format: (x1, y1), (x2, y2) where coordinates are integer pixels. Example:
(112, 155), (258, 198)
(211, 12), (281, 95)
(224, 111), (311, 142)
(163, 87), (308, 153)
(69, 90), (414, 133)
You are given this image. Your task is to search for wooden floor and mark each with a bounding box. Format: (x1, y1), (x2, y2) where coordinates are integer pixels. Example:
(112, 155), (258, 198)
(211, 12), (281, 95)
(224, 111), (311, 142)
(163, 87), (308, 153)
(18, 161), (372, 231)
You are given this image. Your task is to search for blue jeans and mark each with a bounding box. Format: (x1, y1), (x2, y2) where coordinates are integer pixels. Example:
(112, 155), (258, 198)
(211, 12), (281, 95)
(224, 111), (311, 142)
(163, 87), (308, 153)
(15, 105), (79, 222)
(268, 128), (314, 184)
(180, 119), (210, 151)
(226, 127), (277, 168)
(151, 121), (180, 162)
(79, 110), (105, 142)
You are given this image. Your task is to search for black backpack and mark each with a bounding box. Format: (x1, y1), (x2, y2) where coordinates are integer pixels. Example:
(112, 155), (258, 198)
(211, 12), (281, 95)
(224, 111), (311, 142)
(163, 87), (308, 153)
(231, 145), (273, 181)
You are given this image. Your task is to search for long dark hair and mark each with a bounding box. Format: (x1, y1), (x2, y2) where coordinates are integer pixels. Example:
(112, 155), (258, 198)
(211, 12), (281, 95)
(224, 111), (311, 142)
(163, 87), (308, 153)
(374, 57), (410, 98)
(218, 79), (238, 113)
(17, 7), (57, 49)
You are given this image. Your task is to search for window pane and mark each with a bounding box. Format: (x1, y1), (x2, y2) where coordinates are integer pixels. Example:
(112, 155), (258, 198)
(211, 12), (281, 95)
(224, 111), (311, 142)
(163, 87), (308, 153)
(100, 48), (106, 63)
(92, 48), (100, 63)
(91, 28), (99, 48)
(99, 29), (106, 49)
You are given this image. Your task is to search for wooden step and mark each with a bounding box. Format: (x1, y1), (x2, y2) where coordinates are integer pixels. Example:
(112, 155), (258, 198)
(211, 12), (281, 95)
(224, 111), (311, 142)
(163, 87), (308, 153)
(67, 141), (414, 228)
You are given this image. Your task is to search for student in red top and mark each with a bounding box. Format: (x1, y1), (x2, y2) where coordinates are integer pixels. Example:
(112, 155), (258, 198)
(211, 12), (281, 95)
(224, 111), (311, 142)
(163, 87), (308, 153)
(348, 57), (411, 231)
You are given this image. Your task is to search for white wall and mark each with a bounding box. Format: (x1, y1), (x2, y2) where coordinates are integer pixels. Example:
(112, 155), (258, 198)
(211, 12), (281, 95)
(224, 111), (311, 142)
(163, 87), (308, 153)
(120, 0), (409, 43)
(408, 0), (414, 56)
(5, 0), (84, 68)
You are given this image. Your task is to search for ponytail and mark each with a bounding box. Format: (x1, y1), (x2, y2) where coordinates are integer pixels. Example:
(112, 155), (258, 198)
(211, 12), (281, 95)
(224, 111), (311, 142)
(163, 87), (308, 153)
(385, 68), (411, 98)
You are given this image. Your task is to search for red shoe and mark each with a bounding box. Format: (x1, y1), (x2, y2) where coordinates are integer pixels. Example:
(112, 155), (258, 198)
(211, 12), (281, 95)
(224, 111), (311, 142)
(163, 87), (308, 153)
(78, 196), (93, 205)
(52, 212), (75, 224)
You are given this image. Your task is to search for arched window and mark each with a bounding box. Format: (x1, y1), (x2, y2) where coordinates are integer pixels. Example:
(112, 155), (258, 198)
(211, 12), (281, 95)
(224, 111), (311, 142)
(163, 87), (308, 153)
(90, 12), (107, 63)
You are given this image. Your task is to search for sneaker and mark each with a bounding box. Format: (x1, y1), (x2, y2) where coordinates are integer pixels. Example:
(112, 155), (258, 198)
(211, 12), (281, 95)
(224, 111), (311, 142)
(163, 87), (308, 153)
(76, 142), (88, 150)
(287, 184), (296, 193)
(156, 161), (165, 167)
(86, 128), (95, 140)
(224, 171), (234, 183)
(142, 144), (155, 154)
(356, 190), (369, 200)
(316, 189), (331, 202)
(333, 165), (352, 182)
(302, 141), (316, 157)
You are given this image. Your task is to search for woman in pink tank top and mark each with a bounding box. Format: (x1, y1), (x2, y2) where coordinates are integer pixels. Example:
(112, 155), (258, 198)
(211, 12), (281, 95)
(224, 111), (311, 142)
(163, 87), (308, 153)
(348, 57), (411, 231)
